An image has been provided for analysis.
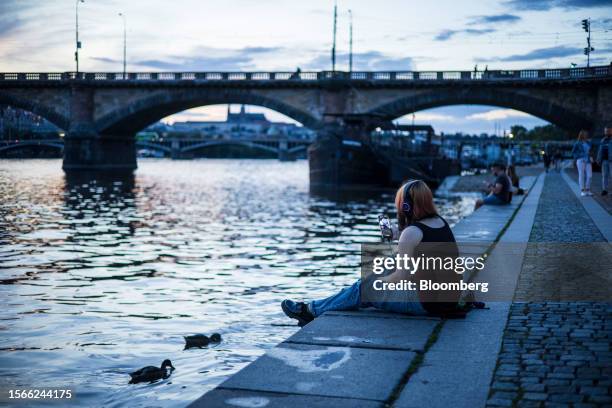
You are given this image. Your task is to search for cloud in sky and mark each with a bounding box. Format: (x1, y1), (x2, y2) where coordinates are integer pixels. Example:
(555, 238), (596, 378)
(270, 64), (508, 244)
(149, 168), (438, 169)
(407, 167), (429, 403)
(505, 0), (612, 10)
(484, 45), (582, 61)
(469, 14), (522, 24)
(0, 0), (610, 72)
(92, 46), (284, 71)
(435, 28), (496, 41)
(467, 109), (532, 121)
(410, 112), (456, 122)
(305, 51), (413, 71)
(396, 106), (547, 134)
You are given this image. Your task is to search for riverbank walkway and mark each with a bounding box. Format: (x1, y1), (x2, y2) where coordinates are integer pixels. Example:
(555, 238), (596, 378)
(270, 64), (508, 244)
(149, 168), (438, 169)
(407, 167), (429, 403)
(189, 170), (610, 408)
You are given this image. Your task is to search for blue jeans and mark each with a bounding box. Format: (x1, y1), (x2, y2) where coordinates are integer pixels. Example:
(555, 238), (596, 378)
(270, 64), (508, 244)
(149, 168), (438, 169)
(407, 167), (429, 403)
(310, 279), (427, 317)
(601, 160), (610, 191)
(482, 194), (507, 205)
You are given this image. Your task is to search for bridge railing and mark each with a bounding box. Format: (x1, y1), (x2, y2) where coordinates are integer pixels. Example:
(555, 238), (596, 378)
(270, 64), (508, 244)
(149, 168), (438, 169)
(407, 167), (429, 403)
(1, 65), (610, 82)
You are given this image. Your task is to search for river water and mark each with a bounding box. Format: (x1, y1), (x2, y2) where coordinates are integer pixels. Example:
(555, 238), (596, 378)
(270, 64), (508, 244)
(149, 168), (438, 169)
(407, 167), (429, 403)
(0, 159), (476, 407)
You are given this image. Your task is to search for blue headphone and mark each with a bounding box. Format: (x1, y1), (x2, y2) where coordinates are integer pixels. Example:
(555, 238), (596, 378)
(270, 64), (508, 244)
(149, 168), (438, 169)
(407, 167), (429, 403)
(402, 180), (420, 216)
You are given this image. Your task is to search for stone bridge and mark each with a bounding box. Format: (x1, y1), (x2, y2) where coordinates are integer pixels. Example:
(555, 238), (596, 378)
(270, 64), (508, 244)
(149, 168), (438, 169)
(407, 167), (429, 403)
(1, 66), (611, 185)
(0, 138), (310, 161)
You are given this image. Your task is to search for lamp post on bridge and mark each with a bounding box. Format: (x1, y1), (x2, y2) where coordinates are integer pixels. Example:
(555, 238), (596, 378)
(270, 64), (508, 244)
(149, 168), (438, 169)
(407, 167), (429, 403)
(118, 12), (127, 77)
(75, 0), (85, 73)
(331, 1), (337, 73)
(348, 9), (353, 73)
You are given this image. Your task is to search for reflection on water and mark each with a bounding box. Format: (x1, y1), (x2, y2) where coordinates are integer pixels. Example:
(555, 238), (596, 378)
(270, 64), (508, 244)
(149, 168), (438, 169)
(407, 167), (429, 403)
(0, 159), (476, 407)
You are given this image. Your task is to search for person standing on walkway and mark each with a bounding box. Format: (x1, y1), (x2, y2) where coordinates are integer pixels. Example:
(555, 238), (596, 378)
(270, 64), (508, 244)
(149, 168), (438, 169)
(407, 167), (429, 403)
(596, 126), (611, 196)
(571, 130), (593, 197)
(543, 151), (551, 172)
(280, 180), (461, 326)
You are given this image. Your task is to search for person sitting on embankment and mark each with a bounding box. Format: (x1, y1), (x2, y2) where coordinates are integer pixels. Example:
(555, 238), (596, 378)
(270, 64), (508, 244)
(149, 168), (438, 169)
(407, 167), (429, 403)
(507, 165), (525, 196)
(474, 162), (512, 210)
(280, 180), (463, 326)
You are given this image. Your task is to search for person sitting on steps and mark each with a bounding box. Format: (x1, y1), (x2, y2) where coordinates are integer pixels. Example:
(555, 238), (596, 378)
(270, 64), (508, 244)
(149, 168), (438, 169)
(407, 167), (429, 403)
(507, 165), (525, 196)
(280, 180), (463, 326)
(474, 162), (512, 210)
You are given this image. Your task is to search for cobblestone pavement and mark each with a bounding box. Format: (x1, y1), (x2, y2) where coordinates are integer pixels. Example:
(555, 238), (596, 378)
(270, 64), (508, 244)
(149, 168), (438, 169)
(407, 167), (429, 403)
(486, 173), (612, 407)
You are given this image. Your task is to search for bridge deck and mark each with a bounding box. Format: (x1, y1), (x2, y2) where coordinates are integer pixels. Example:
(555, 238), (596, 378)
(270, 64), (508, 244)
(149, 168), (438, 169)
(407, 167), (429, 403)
(1, 65), (610, 84)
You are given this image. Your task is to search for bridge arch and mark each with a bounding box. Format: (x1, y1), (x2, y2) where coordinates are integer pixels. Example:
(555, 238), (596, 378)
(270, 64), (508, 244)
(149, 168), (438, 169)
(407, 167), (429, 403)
(366, 88), (591, 133)
(0, 141), (64, 156)
(0, 92), (69, 131)
(181, 140), (280, 155)
(96, 89), (322, 135)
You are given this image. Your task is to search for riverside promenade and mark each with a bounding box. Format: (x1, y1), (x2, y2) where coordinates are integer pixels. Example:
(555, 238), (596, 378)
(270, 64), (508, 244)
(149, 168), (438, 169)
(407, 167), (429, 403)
(189, 170), (610, 408)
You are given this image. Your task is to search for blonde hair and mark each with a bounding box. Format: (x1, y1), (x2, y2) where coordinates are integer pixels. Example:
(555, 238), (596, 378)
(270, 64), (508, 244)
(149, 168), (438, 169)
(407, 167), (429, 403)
(578, 130), (589, 141)
(395, 180), (438, 230)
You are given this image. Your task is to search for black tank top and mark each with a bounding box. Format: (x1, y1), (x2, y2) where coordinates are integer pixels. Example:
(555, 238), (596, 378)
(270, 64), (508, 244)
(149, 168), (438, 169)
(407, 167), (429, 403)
(410, 216), (456, 244)
(409, 216), (461, 316)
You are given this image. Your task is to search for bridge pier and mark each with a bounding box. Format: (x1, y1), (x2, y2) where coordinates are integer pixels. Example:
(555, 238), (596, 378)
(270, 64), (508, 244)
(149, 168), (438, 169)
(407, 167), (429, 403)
(63, 134), (137, 171)
(62, 86), (136, 172)
(278, 140), (292, 161)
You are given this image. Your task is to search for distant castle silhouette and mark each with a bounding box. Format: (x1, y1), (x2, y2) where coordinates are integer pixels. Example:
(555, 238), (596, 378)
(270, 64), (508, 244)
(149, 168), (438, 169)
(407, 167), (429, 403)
(226, 105), (269, 124)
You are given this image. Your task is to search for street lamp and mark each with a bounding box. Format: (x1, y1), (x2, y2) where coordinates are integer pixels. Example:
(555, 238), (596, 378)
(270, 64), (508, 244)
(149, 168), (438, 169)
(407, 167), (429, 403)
(348, 9), (353, 73)
(75, 0), (84, 73)
(118, 12), (127, 77)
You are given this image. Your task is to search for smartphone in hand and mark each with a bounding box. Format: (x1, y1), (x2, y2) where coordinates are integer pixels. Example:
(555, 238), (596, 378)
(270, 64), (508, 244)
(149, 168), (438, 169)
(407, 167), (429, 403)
(378, 215), (393, 242)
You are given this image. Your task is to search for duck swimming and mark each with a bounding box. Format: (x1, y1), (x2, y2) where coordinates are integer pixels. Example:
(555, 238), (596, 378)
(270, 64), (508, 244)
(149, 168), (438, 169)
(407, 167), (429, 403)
(184, 334), (209, 349)
(129, 359), (174, 384)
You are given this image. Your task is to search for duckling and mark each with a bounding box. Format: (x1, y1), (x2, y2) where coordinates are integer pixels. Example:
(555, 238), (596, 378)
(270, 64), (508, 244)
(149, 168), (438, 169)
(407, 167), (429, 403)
(210, 333), (222, 343)
(129, 359), (174, 384)
(184, 334), (209, 349)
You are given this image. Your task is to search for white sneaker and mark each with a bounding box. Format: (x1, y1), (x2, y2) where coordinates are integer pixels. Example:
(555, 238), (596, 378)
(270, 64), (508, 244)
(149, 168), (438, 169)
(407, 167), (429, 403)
(586, 191), (593, 196)
(581, 192), (587, 197)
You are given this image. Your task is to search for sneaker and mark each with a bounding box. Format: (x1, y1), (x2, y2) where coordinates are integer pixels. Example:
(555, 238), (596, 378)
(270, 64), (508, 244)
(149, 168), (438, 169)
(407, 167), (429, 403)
(581, 192), (587, 197)
(602, 190), (608, 196)
(281, 300), (314, 327)
(586, 191), (593, 196)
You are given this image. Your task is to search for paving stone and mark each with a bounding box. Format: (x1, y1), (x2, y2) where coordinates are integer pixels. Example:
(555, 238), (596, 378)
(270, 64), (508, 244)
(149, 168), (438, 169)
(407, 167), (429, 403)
(486, 397), (514, 407)
(523, 392), (548, 401)
(522, 383), (546, 393)
(491, 382), (519, 392)
(285, 314), (437, 351)
(219, 343), (416, 401)
(188, 388), (384, 408)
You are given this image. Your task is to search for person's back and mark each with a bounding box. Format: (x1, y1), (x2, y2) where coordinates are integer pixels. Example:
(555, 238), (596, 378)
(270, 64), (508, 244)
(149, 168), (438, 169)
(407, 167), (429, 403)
(406, 216), (460, 315)
(493, 171), (511, 203)
(572, 139), (590, 160)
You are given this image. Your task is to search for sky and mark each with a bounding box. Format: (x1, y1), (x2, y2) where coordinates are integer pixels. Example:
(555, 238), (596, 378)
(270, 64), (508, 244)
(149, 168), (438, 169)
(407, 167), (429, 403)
(1, 0), (611, 134)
